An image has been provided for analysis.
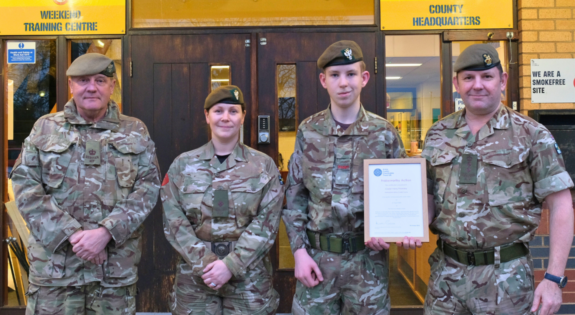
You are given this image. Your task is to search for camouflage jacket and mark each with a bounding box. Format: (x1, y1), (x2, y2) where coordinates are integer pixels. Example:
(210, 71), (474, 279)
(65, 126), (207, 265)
(10, 100), (160, 287)
(422, 105), (573, 250)
(161, 141), (284, 279)
(283, 105), (407, 253)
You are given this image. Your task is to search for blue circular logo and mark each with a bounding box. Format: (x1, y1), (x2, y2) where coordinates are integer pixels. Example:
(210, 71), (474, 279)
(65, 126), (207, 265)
(374, 168), (382, 177)
(18, 43), (24, 49)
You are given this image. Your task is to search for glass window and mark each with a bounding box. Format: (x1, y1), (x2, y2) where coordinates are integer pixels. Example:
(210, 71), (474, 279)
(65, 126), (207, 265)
(70, 39), (123, 110)
(385, 35), (442, 306)
(5, 39), (57, 306)
(132, 0), (374, 28)
(452, 41), (509, 110)
(277, 64), (296, 270)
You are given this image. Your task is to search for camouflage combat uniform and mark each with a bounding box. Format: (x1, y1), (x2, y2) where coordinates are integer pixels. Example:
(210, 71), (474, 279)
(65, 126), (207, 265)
(283, 105), (407, 315)
(422, 105), (574, 314)
(10, 100), (161, 315)
(161, 141), (283, 315)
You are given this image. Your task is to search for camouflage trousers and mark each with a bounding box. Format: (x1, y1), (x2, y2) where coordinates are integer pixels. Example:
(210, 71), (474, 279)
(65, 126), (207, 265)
(424, 248), (535, 315)
(25, 282), (136, 315)
(169, 261), (279, 315)
(292, 248), (390, 315)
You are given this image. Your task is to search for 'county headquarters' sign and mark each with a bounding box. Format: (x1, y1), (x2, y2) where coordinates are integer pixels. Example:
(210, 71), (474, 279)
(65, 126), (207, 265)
(0, 0), (125, 35)
(380, 0), (513, 30)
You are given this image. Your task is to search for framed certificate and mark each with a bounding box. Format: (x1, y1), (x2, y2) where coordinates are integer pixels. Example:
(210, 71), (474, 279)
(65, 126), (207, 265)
(364, 158), (429, 243)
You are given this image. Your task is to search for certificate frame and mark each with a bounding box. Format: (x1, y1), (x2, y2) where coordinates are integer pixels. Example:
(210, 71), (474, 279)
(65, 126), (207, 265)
(364, 158), (429, 243)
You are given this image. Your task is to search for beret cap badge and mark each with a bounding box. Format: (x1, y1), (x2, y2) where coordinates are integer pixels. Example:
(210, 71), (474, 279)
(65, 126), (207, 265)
(483, 53), (493, 66)
(343, 48), (353, 61)
(233, 89), (239, 101)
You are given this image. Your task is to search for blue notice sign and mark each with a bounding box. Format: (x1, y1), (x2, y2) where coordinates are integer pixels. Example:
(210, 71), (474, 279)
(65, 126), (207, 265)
(7, 41), (36, 64)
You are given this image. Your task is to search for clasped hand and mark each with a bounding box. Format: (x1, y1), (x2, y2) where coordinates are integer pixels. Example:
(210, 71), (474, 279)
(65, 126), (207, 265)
(69, 227), (112, 265)
(201, 260), (233, 290)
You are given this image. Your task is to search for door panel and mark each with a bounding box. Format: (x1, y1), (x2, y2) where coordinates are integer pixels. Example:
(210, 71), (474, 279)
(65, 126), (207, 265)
(130, 34), (251, 312)
(256, 32), (377, 313)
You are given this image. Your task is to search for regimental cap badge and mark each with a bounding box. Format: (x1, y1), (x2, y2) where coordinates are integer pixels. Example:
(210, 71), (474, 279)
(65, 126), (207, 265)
(233, 89), (239, 101)
(483, 53), (493, 66)
(342, 48), (354, 61)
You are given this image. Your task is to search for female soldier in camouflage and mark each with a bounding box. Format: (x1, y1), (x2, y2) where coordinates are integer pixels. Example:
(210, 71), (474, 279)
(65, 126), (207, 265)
(161, 85), (283, 314)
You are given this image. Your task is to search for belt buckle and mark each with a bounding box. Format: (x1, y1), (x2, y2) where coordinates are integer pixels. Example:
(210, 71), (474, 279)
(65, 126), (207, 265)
(212, 242), (230, 258)
(341, 233), (353, 253)
(467, 251), (475, 266)
(342, 238), (350, 253)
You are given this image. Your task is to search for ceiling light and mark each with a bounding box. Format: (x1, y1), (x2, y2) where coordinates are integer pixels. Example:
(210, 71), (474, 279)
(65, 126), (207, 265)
(211, 66), (229, 69)
(386, 63), (422, 67)
(211, 79), (230, 82)
(386, 77), (402, 80)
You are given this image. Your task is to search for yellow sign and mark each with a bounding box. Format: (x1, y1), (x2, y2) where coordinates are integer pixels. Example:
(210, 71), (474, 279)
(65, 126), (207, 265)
(0, 0), (125, 35)
(380, 0), (513, 30)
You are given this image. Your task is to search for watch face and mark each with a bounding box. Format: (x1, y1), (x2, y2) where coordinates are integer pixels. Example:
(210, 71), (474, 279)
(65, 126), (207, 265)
(560, 277), (568, 288)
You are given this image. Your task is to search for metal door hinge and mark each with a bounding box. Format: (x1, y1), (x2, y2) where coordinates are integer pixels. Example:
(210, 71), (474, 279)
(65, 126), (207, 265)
(375, 57), (378, 74)
(260, 38), (267, 45)
(245, 39), (251, 47)
(130, 61), (133, 77)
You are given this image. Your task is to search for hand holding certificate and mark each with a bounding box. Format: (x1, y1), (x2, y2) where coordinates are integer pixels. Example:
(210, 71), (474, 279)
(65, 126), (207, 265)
(364, 158), (429, 243)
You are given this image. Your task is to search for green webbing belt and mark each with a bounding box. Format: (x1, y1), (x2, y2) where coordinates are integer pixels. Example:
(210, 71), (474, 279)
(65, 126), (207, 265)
(306, 230), (366, 254)
(439, 240), (529, 266)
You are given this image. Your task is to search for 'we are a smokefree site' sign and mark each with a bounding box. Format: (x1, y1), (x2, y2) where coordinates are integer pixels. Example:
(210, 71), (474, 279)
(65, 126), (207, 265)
(0, 0), (125, 35)
(531, 59), (575, 104)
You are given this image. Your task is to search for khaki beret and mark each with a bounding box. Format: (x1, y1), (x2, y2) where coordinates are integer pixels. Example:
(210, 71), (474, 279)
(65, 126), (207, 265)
(66, 53), (116, 77)
(204, 85), (245, 110)
(454, 44), (500, 73)
(317, 40), (363, 70)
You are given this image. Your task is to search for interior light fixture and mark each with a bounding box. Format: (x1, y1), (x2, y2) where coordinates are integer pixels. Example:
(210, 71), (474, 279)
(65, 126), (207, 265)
(386, 63), (422, 67)
(386, 77), (402, 80)
(96, 40), (105, 48)
(211, 66), (229, 69)
(211, 79), (230, 82)
(39, 91), (46, 97)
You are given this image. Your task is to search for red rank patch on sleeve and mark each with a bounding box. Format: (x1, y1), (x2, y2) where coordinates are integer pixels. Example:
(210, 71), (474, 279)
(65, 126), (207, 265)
(162, 174), (170, 186)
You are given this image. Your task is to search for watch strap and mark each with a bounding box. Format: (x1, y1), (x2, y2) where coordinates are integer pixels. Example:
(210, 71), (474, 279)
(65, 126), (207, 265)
(544, 272), (567, 288)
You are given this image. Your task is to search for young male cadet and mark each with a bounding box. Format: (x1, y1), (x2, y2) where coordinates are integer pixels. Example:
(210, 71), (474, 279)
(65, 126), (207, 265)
(10, 53), (161, 314)
(283, 40), (417, 315)
(422, 44), (574, 315)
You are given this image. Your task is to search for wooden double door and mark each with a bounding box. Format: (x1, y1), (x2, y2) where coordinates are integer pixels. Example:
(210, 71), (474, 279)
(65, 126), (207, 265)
(128, 32), (380, 313)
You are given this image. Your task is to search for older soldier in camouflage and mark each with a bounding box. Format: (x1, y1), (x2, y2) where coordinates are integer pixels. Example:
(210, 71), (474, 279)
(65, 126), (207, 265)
(423, 44), (574, 315)
(161, 85), (283, 315)
(10, 53), (161, 314)
(283, 40), (409, 315)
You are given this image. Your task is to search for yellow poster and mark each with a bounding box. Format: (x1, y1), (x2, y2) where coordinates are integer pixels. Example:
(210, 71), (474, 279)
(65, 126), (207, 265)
(0, 0), (125, 35)
(380, 0), (513, 30)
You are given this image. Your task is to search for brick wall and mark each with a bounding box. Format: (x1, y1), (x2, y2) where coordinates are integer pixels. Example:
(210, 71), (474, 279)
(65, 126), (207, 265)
(519, 1), (575, 313)
(518, 0), (575, 115)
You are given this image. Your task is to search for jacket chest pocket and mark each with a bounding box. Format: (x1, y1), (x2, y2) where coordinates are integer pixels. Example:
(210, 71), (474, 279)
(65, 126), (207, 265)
(230, 176), (270, 228)
(427, 149), (458, 205)
(176, 174), (211, 225)
(37, 142), (75, 189)
(109, 138), (147, 189)
(482, 149), (532, 207)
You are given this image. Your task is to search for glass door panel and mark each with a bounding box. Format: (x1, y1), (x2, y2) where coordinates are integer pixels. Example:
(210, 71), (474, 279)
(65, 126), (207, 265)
(4, 39), (57, 306)
(385, 34), (441, 307)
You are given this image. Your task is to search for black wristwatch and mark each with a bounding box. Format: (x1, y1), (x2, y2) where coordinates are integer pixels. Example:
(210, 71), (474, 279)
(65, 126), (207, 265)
(544, 272), (568, 288)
